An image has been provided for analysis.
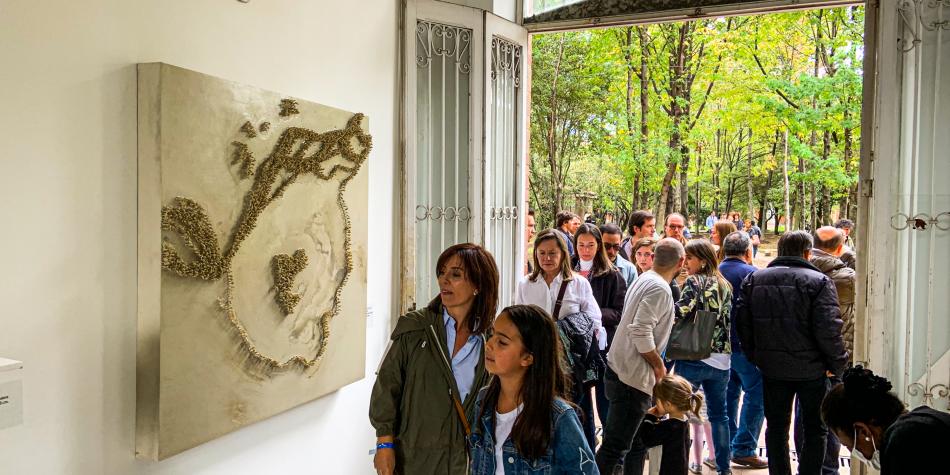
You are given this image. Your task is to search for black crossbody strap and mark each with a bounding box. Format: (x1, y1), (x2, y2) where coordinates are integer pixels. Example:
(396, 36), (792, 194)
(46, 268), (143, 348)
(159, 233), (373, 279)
(551, 279), (569, 319)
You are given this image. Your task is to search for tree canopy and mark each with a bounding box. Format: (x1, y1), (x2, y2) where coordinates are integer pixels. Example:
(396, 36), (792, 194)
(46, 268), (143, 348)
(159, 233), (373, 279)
(529, 7), (864, 234)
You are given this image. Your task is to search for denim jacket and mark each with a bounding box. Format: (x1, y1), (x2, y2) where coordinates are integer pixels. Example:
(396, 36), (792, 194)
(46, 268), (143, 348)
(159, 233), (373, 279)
(469, 388), (599, 474)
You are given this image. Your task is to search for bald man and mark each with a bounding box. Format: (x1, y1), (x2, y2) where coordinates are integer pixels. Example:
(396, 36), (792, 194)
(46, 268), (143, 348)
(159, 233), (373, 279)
(805, 226), (855, 475)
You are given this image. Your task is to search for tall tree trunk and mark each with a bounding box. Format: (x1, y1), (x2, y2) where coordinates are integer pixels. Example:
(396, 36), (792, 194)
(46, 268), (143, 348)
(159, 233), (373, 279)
(821, 130), (832, 223)
(696, 143), (703, 221)
(638, 27), (650, 213)
(546, 35), (566, 218)
(782, 130), (790, 234)
(746, 127), (755, 219)
(656, 23), (690, 224)
(678, 146), (690, 219)
(797, 153), (807, 231)
(714, 129), (722, 213)
(622, 27), (638, 212)
(840, 106), (854, 219)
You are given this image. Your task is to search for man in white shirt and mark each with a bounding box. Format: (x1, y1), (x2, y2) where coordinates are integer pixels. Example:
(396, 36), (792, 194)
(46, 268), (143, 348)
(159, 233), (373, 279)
(595, 238), (685, 475)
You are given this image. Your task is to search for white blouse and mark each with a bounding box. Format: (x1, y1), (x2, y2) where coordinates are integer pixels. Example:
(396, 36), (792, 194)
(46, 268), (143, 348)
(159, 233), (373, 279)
(515, 273), (606, 350)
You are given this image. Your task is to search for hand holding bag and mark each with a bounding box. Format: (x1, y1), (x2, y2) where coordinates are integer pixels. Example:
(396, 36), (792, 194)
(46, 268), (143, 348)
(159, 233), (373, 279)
(665, 276), (718, 361)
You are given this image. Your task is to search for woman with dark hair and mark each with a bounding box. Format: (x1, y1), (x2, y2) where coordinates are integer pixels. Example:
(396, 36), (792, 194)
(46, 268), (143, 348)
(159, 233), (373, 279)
(572, 223), (627, 447)
(470, 304), (597, 474)
(370, 243), (499, 475)
(821, 366), (950, 474)
(670, 239), (734, 475)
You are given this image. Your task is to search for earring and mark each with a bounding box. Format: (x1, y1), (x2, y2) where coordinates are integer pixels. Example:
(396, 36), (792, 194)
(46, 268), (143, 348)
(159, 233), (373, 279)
(473, 290), (478, 296)
(865, 437), (871, 441)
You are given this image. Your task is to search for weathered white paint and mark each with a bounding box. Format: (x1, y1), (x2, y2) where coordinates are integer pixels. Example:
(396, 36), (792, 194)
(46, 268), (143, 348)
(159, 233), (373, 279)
(0, 0), (397, 473)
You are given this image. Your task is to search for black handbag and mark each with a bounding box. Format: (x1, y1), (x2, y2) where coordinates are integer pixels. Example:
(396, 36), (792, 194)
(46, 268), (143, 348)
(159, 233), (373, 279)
(666, 276), (718, 361)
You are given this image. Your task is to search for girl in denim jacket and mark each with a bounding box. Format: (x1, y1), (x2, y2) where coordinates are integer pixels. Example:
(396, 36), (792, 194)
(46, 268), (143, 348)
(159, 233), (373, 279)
(470, 304), (599, 474)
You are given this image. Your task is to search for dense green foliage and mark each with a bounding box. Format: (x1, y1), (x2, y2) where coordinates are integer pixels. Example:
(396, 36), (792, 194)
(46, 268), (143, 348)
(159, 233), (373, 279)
(529, 7), (864, 233)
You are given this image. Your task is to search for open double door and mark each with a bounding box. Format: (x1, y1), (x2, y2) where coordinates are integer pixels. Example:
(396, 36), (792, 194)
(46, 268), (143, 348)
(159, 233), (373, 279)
(400, 0), (527, 312)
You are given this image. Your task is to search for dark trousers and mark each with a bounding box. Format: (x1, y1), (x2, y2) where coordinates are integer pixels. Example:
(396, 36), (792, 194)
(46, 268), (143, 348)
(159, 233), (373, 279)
(577, 382), (598, 452)
(762, 377), (829, 475)
(794, 376), (840, 474)
(595, 368), (653, 475)
(627, 419), (690, 475)
(594, 371), (610, 427)
(593, 350), (611, 429)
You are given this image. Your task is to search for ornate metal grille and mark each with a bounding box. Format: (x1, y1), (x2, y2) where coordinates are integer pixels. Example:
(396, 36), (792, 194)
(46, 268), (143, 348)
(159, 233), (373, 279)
(414, 20), (474, 306)
(487, 37), (523, 307)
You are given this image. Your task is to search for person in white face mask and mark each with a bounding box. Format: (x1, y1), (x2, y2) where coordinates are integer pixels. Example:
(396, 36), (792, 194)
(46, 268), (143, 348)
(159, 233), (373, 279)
(821, 366), (950, 474)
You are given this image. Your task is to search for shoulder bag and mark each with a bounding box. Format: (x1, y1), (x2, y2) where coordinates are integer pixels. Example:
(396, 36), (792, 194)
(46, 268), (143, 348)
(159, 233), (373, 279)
(665, 276), (718, 361)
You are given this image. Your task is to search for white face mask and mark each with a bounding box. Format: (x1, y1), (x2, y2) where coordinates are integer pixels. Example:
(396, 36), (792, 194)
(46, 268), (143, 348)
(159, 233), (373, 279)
(853, 427), (881, 470)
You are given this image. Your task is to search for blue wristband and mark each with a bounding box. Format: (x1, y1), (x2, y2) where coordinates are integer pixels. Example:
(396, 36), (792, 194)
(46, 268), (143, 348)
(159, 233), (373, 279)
(376, 442), (394, 450)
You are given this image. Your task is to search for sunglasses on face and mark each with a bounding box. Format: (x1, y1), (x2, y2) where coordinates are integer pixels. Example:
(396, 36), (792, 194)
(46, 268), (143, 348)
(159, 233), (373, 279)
(603, 243), (622, 251)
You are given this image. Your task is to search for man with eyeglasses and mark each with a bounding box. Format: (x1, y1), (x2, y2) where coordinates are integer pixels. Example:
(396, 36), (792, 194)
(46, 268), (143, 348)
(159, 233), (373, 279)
(664, 213), (689, 284)
(600, 223), (637, 287)
(663, 213), (688, 245)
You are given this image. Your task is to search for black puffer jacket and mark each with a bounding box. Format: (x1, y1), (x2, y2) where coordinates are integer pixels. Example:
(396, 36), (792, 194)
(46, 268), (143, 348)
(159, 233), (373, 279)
(735, 256), (849, 381)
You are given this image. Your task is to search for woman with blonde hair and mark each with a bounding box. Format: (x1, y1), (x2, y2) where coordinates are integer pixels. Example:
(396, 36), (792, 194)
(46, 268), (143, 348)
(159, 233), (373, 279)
(670, 239), (733, 475)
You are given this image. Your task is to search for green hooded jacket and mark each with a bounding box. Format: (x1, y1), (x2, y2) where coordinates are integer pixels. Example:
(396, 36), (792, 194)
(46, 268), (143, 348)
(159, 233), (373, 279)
(369, 306), (489, 474)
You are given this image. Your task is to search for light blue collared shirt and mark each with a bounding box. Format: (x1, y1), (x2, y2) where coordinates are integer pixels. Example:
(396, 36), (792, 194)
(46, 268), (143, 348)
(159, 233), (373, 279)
(443, 308), (481, 402)
(613, 255), (639, 287)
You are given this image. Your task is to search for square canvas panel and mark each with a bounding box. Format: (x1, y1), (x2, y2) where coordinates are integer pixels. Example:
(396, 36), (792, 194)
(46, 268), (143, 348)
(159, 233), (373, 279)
(136, 63), (370, 460)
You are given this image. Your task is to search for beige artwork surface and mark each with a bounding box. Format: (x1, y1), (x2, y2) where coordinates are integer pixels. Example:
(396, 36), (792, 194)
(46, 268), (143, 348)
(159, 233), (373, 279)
(136, 63), (370, 460)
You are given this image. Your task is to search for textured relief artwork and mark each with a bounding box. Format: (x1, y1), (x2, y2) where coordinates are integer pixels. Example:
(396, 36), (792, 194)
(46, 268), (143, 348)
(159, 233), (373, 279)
(136, 63), (370, 459)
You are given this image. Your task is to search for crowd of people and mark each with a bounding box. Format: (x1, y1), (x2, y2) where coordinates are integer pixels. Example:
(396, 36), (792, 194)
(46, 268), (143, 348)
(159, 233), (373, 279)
(368, 211), (949, 475)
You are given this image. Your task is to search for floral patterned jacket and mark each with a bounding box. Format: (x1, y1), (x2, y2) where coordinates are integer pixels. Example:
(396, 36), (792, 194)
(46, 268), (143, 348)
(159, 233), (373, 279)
(675, 274), (732, 354)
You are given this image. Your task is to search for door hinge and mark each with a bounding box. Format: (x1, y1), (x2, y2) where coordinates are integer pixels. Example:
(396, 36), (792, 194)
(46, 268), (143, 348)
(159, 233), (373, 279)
(861, 179), (873, 198)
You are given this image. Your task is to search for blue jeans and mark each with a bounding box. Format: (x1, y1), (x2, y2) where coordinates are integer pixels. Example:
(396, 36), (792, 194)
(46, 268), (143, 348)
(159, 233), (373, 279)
(674, 360), (732, 474)
(726, 351), (765, 458)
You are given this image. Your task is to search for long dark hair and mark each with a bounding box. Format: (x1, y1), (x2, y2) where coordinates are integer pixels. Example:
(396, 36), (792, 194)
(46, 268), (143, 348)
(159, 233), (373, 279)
(478, 305), (572, 459)
(572, 223), (614, 277)
(685, 239), (729, 291)
(821, 366), (906, 433)
(426, 243), (499, 335)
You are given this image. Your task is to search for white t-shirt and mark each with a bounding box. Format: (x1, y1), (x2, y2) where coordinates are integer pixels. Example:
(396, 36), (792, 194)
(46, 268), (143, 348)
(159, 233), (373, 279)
(703, 353), (732, 371)
(494, 404), (523, 475)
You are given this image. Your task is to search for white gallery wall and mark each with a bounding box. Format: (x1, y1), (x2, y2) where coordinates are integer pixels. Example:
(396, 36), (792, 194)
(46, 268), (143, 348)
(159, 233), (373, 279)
(0, 0), (397, 473)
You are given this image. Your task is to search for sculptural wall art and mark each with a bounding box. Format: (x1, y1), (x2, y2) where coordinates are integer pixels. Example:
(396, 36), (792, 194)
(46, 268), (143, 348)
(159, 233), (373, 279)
(136, 63), (371, 459)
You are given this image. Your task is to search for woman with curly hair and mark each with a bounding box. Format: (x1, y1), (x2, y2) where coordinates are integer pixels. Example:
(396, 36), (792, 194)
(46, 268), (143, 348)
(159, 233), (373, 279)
(821, 366), (950, 474)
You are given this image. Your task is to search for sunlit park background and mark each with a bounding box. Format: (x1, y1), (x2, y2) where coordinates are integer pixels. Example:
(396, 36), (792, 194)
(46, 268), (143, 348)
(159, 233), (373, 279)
(528, 6), (865, 235)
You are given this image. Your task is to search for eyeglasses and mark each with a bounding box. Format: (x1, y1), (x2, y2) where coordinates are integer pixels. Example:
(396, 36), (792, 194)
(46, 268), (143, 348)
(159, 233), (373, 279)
(603, 243), (622, 251)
